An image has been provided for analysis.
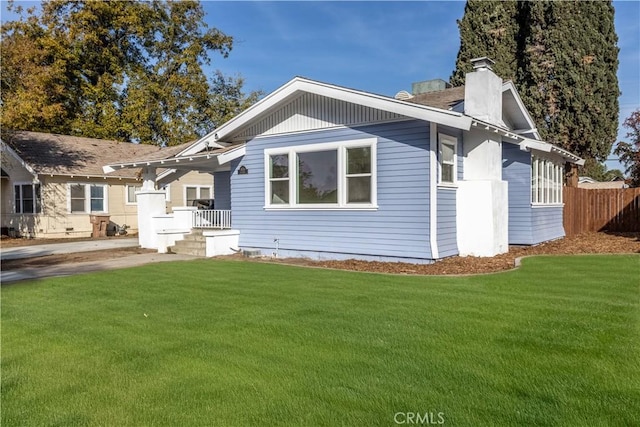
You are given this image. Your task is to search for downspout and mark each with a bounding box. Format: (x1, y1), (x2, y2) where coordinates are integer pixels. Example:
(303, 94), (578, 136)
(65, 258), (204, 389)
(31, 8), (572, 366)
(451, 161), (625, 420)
(429, 123), (439, 259)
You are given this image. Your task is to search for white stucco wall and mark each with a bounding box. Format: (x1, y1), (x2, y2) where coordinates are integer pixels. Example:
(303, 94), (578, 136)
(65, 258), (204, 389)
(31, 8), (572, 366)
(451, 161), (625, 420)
(462, 130), (503, 181)
(464, 69), (504, 127)
(456, 180), (508, 257)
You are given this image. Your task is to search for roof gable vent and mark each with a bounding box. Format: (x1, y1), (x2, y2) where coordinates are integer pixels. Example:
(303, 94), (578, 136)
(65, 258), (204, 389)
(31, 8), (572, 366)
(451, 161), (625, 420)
(394, 90), (414, 101)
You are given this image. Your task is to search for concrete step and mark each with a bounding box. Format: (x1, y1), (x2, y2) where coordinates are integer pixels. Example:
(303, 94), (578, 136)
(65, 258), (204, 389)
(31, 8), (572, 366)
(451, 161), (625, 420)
(171, 247), (205, 257)
(170, 229), (207, 256)
(173, 240), (206, 250)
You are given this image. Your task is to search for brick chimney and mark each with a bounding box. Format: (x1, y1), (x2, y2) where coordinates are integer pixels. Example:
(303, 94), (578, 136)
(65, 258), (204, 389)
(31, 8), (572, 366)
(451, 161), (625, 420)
(464, 57), (504, 127)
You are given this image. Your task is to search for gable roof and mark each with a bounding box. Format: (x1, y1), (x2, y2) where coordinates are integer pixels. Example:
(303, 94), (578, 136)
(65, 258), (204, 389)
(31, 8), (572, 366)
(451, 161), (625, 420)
(179, 77), (473, 155)
(1, 131), (189, 179)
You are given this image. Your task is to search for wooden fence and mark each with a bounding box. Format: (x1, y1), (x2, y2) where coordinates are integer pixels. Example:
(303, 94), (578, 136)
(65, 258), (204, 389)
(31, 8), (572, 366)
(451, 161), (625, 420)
(563, 187), (640, 236)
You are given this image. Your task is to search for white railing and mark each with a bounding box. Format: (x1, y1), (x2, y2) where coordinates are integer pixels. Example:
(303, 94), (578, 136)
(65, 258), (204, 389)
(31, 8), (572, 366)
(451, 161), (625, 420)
(192, 210), (232, 229)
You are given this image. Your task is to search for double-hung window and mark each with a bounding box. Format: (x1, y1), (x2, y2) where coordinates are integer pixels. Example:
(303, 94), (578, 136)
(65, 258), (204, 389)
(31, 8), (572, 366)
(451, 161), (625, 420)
(14, 183), (42, 214)
(69, 183), (108, 213)
(265, 138), (376, 209)
(185, 185), (212, 206)
(438, 134), (457, 185)
(531, 155), (563, 205)
(126, 184), (142, 204)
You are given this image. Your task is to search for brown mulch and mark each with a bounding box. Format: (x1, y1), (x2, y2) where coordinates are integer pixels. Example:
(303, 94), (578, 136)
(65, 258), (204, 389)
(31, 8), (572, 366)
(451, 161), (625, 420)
(229, 232), (640, 275)
(1, 247), (155, 271)
(1, 232), (638, 275)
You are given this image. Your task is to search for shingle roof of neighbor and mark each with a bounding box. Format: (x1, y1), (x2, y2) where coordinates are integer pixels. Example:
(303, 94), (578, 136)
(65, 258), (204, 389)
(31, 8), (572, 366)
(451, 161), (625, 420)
(1, 131), (192, 179)
(407, 86), (465, 110)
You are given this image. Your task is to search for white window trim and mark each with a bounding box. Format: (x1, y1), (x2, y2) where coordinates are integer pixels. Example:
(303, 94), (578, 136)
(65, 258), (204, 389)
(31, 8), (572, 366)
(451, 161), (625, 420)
(264, 138), (378, 210)
(125, 184), (143, 205)
(67, 183), (109, 214)
(437, 133), (458, 187)
(531, 154), (564, 206)
(14, 181), (42, 214)
(183, 185), (213, 206)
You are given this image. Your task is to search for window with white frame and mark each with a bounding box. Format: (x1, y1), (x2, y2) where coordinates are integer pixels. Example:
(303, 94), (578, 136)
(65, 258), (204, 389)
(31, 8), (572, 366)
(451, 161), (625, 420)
(265, 138), (376, 209)
(14, 183), (42, 214)
(438, 134), (457, 185)
(126, 184), (142, 204)
(531, 155), (563, 205)
(185, 185), (212, 206)
(69, 183), (108, 213)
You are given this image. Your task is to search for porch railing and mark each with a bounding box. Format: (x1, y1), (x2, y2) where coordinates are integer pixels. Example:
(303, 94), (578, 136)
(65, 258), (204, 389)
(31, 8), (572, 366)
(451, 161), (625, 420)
(192, 209), (232, 229)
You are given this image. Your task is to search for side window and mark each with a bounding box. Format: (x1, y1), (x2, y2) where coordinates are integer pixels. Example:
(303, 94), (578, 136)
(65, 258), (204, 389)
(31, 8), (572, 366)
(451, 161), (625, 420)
(438, 134), (457, 185)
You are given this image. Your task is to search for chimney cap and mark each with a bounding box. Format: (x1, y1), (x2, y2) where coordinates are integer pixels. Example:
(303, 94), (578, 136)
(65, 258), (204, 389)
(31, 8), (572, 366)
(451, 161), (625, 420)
(471, 57), (495, 71)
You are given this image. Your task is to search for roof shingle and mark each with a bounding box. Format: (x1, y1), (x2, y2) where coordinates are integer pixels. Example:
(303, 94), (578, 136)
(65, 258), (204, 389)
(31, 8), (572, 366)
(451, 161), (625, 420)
(1, 131), (191, 178)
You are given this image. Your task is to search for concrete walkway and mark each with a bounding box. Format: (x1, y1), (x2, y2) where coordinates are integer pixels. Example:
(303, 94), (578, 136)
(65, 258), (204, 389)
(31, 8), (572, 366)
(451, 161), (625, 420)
(1, 238), (140, 261)
(2, 252), (198, 283)
(1, 238), (199, 283)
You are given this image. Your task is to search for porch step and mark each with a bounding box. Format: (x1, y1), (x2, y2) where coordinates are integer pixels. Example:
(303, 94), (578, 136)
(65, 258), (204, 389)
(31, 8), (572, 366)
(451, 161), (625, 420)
(170, 230), (206, 257)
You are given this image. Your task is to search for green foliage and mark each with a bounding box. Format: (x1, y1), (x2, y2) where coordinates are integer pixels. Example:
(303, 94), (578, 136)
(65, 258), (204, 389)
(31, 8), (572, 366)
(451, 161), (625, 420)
(450, 0), (520, 86)
(0, 0), (261, 146)
(3, 256), (639, 425)
(579, 158), (624, 181)
(451, 1), (620, 162)
(614, 109), (640, 187)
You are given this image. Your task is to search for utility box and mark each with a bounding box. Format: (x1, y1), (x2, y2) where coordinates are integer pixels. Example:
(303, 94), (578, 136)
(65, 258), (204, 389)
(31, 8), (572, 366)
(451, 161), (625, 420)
(90, 215), (110, 238)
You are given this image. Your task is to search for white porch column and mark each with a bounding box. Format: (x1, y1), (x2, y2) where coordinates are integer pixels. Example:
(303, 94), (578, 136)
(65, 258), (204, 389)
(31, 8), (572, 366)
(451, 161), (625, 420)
(136, 167), (166, 249)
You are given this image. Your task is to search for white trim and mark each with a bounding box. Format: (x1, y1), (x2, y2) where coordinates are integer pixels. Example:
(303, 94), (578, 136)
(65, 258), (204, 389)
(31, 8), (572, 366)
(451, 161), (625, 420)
(502, 81), (541, 140)
(264, 138), (377, 210)
(183, 185), (213, 206)
(0, 140), (39, 180)
(438, 133), (458, 185)
(126, 184), (143, 205)
(250, 118), (413, 141)
(217, 144), (246, 165)
(209, 77), (472, 144)
(67, 183), (109, 214)
(429, 123), (439, 260)
(13, 181), (42, 214)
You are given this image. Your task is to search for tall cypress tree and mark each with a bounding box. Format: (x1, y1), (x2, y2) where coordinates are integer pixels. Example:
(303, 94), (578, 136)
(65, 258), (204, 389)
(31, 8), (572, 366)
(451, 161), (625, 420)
(451, 1), (620, 162)
(450, 0), (520, 86)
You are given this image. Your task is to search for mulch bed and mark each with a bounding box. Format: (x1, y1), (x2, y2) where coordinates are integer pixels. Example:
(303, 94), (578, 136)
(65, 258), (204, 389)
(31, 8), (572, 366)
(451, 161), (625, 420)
(235, 232), (640, 275)
(2, 232), (638, 275)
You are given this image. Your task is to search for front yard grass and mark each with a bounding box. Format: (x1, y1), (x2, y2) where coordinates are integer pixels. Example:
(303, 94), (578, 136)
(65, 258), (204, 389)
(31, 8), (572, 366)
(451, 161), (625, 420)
(2, 255), (639, 426)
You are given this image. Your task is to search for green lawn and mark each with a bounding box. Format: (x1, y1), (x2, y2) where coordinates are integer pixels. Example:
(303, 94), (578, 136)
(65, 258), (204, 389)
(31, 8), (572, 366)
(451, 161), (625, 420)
(2, 255), (639, 426)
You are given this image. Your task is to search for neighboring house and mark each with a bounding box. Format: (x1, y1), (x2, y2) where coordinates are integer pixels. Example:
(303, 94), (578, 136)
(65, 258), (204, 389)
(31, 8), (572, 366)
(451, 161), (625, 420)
(106, 58), (583, 262)
(0, 131), (214, 238)
(578, 176), (628, 189)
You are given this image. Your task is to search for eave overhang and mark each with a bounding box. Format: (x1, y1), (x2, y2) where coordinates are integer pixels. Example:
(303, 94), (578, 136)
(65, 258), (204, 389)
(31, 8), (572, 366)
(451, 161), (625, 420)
(102, 144), (246, 174)
(470, 119), (584, 165)
(197, 77), (473, 146)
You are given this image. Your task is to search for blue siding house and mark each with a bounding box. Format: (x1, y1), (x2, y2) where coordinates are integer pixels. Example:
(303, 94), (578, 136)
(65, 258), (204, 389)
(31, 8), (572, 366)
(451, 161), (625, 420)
(107, 58), (583, 262)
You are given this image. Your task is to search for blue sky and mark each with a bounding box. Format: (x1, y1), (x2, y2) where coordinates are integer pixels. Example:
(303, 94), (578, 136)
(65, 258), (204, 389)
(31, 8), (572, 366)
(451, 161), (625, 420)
(2, 1), (639, 170)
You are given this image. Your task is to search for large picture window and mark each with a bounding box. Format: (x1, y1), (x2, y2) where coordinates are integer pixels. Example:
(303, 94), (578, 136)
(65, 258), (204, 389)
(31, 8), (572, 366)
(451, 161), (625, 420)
(14, 183), (42, 214)
(265, 139), (377, 209)
(531, 155), (563, 205)
(69, 183), (108, 213)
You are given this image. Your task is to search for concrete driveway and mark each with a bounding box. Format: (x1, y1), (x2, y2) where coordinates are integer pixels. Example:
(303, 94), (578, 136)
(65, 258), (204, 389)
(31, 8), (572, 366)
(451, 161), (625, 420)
(1, 238), (198, 283)
(1, 238), (140, 261)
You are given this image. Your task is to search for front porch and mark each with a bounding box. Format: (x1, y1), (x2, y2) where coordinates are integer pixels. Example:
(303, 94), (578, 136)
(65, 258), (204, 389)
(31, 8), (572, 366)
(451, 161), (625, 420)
(152, 207), (239, 257)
